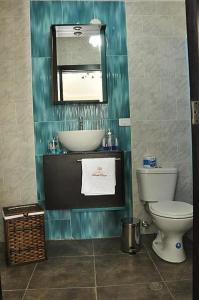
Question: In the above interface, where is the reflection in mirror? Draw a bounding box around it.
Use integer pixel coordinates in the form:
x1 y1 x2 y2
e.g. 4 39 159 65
51 24 107 104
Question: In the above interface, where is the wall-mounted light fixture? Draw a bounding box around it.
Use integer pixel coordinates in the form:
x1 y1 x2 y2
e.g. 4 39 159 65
89 35 101 48
90 19 101 25
73 26 82 31
74 31 82 37
73 26 82 37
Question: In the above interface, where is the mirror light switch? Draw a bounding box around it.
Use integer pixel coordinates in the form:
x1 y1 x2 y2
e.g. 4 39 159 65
119 118 131 127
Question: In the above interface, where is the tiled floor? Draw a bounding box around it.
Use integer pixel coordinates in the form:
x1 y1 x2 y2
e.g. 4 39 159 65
1 235 192 300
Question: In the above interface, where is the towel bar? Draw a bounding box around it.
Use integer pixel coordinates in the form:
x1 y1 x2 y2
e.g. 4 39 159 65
76 158 121 162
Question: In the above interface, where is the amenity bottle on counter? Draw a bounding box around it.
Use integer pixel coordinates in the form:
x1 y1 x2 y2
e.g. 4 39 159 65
48 137 61 154
102 129 119 151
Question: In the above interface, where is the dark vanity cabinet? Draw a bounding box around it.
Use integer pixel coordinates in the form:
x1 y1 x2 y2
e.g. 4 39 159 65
43 151 124 210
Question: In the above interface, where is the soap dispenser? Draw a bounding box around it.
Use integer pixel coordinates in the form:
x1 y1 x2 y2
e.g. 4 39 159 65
102 131 108 151
107 129 113 150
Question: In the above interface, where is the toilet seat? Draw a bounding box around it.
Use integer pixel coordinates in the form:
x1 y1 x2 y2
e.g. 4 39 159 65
149 201 193 219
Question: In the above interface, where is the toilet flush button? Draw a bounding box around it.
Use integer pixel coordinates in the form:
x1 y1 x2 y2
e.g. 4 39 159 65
176 242 182 249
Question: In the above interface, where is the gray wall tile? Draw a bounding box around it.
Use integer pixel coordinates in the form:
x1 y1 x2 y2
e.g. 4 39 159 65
0 1 36 240
125 2 156 16
155 1 186 16
143 16 175 36
126 0 192 231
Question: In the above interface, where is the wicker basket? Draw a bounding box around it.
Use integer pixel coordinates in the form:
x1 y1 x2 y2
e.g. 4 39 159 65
2 204 47 266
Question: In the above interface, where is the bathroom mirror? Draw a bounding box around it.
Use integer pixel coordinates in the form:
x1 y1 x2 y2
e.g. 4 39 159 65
51 24 107 104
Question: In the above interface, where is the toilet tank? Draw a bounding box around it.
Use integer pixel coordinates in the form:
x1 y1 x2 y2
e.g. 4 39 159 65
136 168 177 202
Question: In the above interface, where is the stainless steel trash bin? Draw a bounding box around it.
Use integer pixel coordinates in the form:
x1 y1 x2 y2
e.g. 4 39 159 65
121 217 141 254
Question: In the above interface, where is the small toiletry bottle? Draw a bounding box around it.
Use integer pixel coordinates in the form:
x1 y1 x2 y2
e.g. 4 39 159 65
107 129 113 151
102 131 109 151
48 136 60 154
102 136 108 151
112 136 119 151
102 129 112 151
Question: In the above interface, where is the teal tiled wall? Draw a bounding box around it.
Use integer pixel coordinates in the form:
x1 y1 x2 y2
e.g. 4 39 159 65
30 0 132 240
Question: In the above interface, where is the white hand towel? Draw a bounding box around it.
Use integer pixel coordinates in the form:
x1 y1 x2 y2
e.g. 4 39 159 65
81 158 116 196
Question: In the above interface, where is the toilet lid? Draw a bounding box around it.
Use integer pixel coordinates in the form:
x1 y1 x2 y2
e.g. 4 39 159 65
149 201 193 218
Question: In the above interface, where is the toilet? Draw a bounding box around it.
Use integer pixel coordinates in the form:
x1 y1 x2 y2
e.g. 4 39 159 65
136 168 193 263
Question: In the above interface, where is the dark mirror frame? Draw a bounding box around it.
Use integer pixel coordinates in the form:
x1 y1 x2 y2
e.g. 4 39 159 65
51 24 107 104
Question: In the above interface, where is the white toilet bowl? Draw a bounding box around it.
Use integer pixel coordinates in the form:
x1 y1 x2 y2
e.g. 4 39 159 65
149 201 193 263
136 167 193 263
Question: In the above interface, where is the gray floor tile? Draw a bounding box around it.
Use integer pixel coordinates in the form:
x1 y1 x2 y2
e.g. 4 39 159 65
0 243 7 270
166 280 192 300
3 290 24 300
0 255 6 270
29 256 95 289
148 249 192 281
97 283 173 300
183 237 193 256
95 253 162 286
93 237 145 255
47 239 93 257
0 242 5 254
93 238 123 255
142 234 156 249
0 236 193 300
23 288 96 300
1 263 36 290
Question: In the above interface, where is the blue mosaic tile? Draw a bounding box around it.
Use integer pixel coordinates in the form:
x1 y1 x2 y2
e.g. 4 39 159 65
82 118 118 131
71 210 126 239
62 1 79 24
44 218 50 240
102 210 126 237
31 0 132 240
107 55 130 118
71 211 103 239
32 58 51 121
72 207 126 212
118 126 131 151
51 1 63 25
32 60 108 123
34 121 64 155
46 219 72 240
62 1 94 24
32 58 66 122
64 104 108 121
45 210 71 220
38 199 45 207
76 1 94 24
123 151 133 215
93 1 127 56
35 156 45 202
30 1 52 57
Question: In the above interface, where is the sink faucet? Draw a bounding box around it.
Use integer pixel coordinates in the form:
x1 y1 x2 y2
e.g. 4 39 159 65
78 116 83 130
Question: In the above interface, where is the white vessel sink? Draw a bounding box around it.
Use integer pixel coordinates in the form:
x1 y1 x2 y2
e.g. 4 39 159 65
58 130 105 152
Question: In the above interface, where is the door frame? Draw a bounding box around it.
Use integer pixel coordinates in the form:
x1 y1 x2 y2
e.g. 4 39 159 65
185 0 199 299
